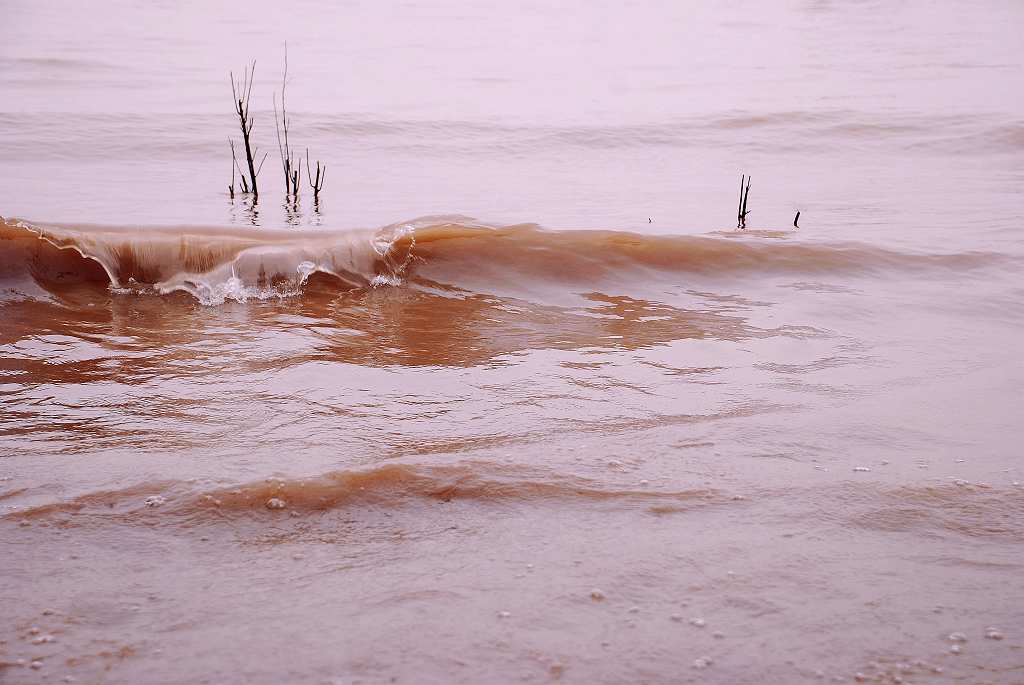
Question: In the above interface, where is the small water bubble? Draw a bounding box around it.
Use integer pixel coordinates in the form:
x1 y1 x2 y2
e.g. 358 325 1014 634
984 627 1004 640
497 611 511 619
627 606 639 614
144 495 166 508
949 644 962 654
28 626 40 635
948 632 967 642
670 613 683 622
852 466 871 473
853 674 867 683
30 660 43 670
265 498 286 510
692 656 712 669
31 635 54 644
689 617 706 628
589 588 605 601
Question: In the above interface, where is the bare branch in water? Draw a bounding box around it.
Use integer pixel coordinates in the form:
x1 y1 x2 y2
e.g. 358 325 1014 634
736 174 752 228
306 146 326 204
228 138 236 199
230 61 260 198
737 175 745 229
274 43 302 199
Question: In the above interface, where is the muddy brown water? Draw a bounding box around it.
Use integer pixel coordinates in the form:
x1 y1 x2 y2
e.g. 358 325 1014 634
2 1 1023 683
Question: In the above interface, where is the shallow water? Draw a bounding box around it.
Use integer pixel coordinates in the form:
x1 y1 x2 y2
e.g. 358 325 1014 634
2 1 1024 684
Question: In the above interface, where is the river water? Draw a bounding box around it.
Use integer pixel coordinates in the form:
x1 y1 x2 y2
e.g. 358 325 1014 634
1 1 1023 683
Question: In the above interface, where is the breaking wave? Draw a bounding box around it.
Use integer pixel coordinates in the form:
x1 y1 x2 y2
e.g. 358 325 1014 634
0 215 1006 305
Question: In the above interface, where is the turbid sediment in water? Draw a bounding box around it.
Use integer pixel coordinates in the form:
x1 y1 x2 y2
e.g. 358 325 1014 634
3 1 1024 682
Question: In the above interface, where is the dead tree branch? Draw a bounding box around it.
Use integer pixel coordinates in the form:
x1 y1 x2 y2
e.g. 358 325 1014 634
231 61 263 199
737 174 751 228
306 147 326 204
230 139 249 194
228 138 236 199
274 44 301 199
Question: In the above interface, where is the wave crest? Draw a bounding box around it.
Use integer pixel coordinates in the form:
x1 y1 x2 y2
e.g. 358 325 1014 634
0 215 1007 305
1 217 416 305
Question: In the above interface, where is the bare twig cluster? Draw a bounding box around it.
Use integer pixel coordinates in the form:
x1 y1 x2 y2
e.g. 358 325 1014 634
229 61 267 200
227 50 327 211
732 174 801 229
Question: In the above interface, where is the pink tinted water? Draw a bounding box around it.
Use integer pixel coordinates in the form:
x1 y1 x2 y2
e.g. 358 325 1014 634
1 1 1023 683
